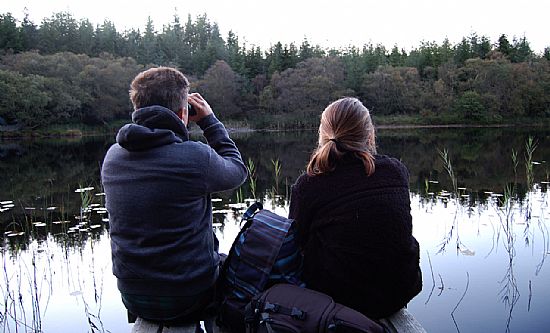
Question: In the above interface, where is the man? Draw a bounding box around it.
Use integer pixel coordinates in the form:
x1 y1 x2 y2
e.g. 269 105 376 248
101 67 248 324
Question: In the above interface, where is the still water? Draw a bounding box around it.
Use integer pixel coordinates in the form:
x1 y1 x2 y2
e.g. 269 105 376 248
0 126 549 332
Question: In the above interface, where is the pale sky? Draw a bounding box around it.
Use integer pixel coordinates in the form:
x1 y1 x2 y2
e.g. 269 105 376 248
3 0 549 52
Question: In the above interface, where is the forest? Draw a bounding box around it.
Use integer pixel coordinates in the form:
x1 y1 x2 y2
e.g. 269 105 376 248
0 11 549 130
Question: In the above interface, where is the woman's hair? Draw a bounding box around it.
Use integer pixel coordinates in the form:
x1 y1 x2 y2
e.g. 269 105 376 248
306 97 376 176
129 67 189 114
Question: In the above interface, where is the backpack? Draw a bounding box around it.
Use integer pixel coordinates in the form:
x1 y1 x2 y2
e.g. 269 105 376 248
217 203 304 332
244 284 386 333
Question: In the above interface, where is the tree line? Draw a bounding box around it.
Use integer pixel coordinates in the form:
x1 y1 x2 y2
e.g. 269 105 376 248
1 11 549 129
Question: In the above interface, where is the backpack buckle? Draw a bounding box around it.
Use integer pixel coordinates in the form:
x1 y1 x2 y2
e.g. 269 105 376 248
264 302 280 313
291 307 306 320
242 202 263 223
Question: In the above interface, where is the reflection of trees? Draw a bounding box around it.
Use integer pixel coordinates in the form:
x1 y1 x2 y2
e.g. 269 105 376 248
378 127 549 197
0 137 110 249
231 130 317 200
0 138 108 200
482 174 548 332
0 126 549 331
235 127 550 204
423 130 549 331
1 127 548 247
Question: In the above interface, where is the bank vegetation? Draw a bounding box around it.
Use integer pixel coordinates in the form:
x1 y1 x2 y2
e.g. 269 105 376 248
1 11 549 132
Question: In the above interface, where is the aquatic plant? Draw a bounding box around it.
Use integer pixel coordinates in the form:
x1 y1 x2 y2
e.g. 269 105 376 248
424 251 445 305
451 272 470 332
511 148 519 186
424 178 430 196
76 185 94 209
438 148 457 194
437 148 469 255
524 136 538 190
517 136 539 241
235 187 244 203
495 185 520 333
76 185 95 234
271 158 282 195
246 158 257 200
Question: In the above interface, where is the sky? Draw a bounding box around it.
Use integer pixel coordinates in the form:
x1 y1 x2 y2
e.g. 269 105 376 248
2 0 549 52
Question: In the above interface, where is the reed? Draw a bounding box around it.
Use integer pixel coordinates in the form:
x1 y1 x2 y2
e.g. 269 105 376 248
271 158 282 195
511 149 518 181
451 272 470 332
438 148 457 194
423 178 429 196
437 148 468 255
235 187 244 203
524 136 538 190
491 153 523 333
424 250 436 305
246 158 257 200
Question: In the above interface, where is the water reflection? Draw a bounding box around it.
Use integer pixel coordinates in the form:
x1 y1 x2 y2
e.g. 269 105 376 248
0 127 549 332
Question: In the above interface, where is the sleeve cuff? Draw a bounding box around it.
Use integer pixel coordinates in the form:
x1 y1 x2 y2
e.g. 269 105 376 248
197 114 219 130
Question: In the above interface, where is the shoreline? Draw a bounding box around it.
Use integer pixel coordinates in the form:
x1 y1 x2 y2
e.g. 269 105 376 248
1 121 549 139
376 123 517 129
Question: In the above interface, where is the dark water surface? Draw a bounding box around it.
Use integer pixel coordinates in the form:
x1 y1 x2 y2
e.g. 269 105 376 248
1 126 549 332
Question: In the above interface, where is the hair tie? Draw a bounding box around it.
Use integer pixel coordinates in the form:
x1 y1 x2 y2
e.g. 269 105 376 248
329 138 347 152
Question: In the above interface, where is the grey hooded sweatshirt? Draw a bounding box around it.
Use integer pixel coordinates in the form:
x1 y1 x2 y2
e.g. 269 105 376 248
101 105 247 297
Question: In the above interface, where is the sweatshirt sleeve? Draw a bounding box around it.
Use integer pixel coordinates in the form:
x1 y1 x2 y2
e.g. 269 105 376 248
197 114 248 193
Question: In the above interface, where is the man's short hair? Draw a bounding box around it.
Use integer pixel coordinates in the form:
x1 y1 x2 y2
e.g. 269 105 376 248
129 67 189 113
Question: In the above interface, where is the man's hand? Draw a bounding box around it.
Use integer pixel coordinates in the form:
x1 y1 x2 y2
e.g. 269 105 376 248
187 93 213 123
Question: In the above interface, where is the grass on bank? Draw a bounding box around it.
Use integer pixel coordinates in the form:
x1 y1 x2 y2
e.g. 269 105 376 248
0 120 128 138
2 114 549 138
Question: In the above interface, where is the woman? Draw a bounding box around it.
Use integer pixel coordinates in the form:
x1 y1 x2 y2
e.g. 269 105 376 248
289 97 422 319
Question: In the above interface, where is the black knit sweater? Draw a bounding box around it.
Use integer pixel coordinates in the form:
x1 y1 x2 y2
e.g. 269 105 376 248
289 154 422 319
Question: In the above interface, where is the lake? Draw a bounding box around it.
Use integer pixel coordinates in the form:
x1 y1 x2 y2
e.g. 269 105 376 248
1 126 549 332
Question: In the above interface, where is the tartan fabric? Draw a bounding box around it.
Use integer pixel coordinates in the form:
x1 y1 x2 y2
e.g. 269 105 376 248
121 287 214 323
223 209 304 302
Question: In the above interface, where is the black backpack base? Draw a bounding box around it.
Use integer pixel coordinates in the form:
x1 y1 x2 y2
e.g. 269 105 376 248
244 284 387 333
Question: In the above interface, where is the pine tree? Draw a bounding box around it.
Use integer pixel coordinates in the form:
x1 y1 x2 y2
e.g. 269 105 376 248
0 13 23 51
226 30 246 75
267 42 284 75
139 16 160 64
77 18 94 55
497 34 511 57
20 10 38 51
95 20 118 55
299 38 313 62
509 36 532 63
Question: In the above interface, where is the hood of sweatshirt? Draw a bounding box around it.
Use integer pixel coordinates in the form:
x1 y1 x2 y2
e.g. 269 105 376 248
116 105 190 151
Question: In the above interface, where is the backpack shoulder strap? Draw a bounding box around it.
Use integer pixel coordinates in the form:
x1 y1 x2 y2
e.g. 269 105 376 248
238 209 294 276
218 203 294 299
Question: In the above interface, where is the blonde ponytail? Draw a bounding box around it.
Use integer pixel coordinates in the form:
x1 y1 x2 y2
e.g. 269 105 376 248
307 140 342 175
306 97 376 176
